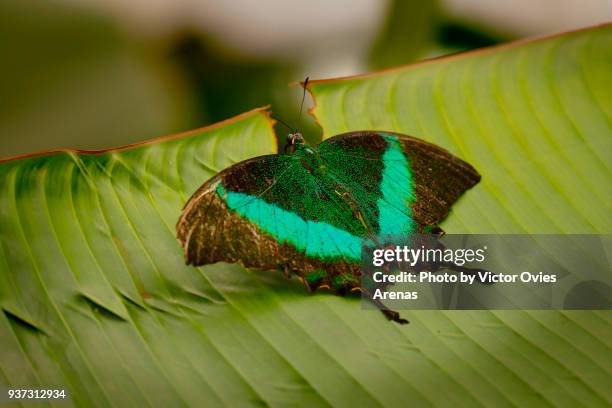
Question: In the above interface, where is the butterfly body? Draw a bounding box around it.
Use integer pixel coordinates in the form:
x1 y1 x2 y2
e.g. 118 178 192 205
177 131 480 322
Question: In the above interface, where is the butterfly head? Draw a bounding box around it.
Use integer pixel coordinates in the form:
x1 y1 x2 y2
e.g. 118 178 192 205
280 76 311 155
284 132 307 155
287 132 305 146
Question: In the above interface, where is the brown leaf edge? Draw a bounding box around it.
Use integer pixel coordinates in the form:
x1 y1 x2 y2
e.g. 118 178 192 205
0 106 278 164
299 22 612 138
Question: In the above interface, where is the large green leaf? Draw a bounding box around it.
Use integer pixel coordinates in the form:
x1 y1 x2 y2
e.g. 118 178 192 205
307 22 612 404
1 25 611 408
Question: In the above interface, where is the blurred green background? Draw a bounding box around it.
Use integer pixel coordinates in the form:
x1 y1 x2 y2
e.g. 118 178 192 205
2 0 611 157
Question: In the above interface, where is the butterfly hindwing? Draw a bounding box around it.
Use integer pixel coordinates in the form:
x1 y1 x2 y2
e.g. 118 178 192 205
317 131 480 230
317 132 416 235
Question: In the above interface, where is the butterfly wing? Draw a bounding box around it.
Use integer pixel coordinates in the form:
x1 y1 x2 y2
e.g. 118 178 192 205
176 154 364 287
317 131 481 233
177 131 479 291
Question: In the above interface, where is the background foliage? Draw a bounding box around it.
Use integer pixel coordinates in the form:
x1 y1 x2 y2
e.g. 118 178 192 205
0 0 519 156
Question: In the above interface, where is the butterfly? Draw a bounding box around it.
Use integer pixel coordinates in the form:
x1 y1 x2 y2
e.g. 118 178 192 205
176 130 480 323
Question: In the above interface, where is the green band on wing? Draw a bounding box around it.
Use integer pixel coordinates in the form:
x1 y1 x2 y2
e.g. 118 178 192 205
377 134 416 235
217 185 362 261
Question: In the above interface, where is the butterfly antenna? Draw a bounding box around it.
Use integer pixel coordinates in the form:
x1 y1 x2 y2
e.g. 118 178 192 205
271 114 296 134
298 76 309 125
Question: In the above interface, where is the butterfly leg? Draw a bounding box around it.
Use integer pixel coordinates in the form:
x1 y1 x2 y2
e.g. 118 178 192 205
281 264 292 279
428 225 446 238
297 276 313 292
362 289 409 324
381 309 409 325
